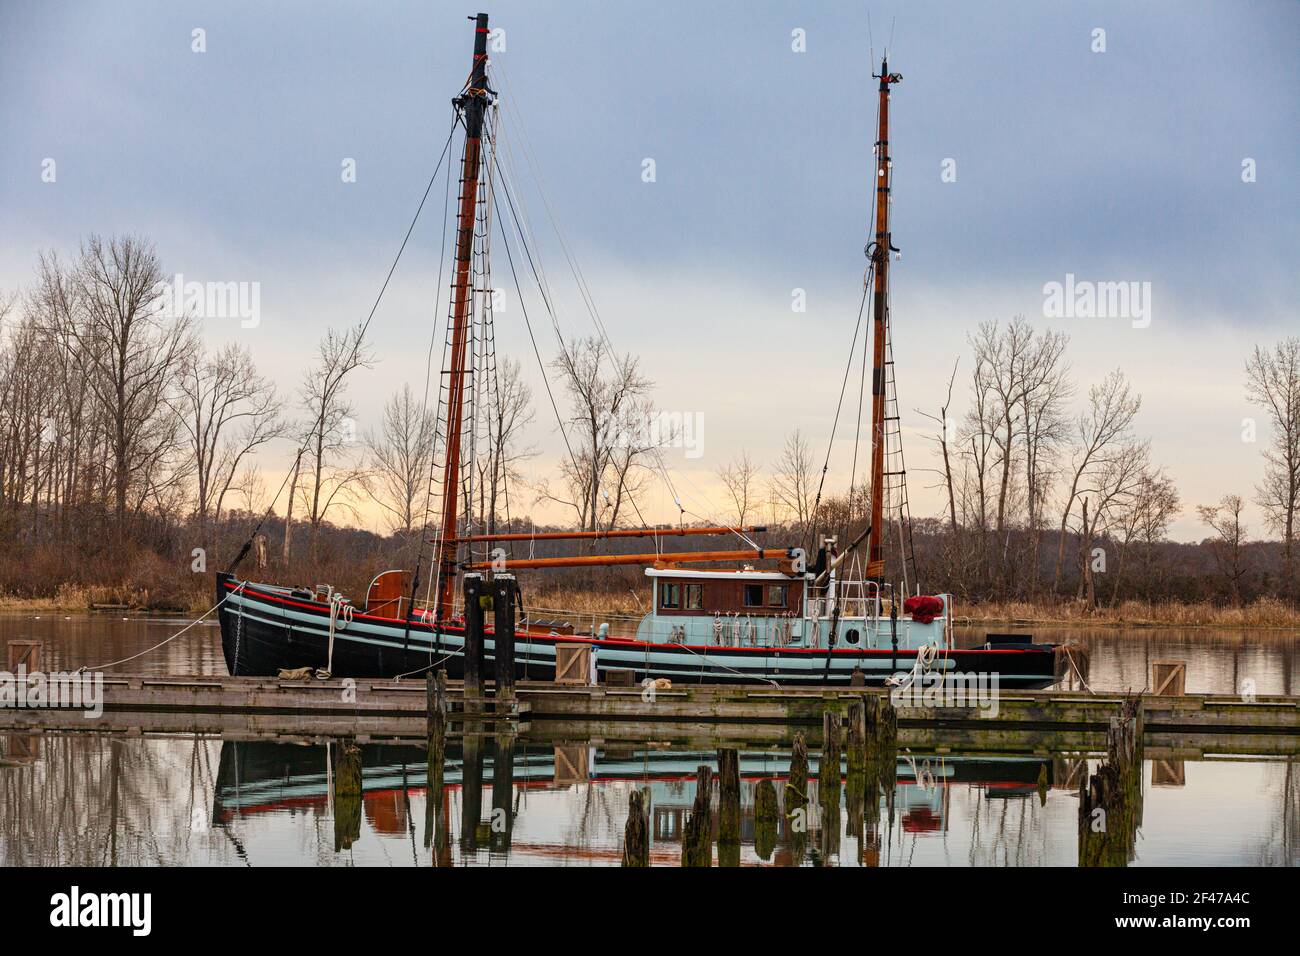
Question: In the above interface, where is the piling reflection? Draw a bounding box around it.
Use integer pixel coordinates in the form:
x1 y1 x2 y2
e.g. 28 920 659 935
1 731 1297 866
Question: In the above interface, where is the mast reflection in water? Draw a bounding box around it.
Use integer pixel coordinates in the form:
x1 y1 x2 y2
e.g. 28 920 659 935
1 733 1296 866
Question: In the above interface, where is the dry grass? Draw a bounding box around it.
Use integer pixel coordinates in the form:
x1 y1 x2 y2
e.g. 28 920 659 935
0 580 206 613
957 597 1300 629
523 587 1300 630
523 585 646 619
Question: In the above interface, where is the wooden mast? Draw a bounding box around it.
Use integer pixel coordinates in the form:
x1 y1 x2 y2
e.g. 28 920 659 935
436 12 492 621
866 58 901 581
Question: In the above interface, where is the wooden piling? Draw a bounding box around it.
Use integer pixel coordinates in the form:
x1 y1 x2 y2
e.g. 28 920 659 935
753 778 779 862
426 668 448 739
819 709 842 861
423 720 450 864
622 788 650 867
717 748 741 867
786 731 810 864
490 734 515 851
332 740 363 853
463 574 485 714
844 700 867 852
681 764 714 867
1078 695 1145 867
460 733 484 852
493 576 517 702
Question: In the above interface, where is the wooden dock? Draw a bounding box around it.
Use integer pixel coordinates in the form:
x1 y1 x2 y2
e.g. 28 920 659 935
0 673 1297 757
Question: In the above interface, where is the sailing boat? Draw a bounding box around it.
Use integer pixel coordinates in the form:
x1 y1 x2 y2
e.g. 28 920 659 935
216 13 1061 689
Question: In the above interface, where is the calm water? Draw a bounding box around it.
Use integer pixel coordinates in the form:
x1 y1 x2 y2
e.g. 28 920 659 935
0 613 1297 866
2 612 1297 695
0 733 1296 866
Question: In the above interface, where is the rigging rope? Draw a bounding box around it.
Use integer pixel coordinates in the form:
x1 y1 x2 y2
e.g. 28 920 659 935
224 114 461 575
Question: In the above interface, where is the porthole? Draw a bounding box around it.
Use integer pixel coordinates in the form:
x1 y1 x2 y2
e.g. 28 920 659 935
845 628 860 645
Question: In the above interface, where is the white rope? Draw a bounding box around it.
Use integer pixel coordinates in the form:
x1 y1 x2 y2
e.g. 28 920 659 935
77 583 246 673
315 594 354 680
883 641 939 691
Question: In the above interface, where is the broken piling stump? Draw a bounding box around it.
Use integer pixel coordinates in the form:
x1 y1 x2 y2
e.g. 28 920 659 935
717 748 741 867
622 788 650 867
681 764 714 867
753 778 779 862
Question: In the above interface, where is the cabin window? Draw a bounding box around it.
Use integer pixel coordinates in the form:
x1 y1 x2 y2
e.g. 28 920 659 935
659 583 680 609
767 585 788 608
845 628 860 645
743 584 764 608
685 584 703 610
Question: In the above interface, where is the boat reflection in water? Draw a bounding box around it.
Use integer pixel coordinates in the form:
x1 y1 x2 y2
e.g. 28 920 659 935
212 738 1068 867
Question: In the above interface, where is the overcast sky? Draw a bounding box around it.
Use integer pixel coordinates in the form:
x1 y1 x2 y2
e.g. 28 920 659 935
2 0 1297 540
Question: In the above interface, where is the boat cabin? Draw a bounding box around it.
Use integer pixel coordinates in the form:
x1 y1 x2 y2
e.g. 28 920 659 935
635 565 952 652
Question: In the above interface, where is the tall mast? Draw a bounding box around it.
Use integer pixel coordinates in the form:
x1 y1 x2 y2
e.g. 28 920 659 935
866 58 901 580
437 12 493 620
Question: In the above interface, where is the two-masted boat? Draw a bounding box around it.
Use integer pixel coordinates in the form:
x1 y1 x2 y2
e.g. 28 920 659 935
217 12 1060 689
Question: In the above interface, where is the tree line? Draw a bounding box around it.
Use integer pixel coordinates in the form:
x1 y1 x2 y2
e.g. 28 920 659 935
1 237 1297 611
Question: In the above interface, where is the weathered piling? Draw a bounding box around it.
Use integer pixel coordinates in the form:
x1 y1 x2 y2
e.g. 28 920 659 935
460 733 485 853
864 691 898 749
423 716 450 864
622 787 650 867
493 576 517 701
490 734 515 851
332 740 363 853
786 731 810 864
862 694 897 865
426 669 448 739
819 709 842 862
681 764 714 867
844 700 867 852
717 748 741 867
1079 695 1145 867
753 778 779 862
462 574 486 714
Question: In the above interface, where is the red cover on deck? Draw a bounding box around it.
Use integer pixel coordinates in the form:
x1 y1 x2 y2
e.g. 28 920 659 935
903 595 945 624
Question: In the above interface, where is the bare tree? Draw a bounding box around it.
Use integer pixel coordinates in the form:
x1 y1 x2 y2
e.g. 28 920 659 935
177 342 284 549
475 357 536 535
1110 465 1180 603
53 236 196 547
365 383 436 540
1198 494 1249 605
961 317 1071 594
717 450 760 527
294 325 373 558
1053 369 1141 592
1073 440 1149 606
1245 338 1300 595
771 429 816 546
541 336 652 530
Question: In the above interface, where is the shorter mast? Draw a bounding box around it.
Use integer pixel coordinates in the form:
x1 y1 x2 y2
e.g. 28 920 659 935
865 57 901 582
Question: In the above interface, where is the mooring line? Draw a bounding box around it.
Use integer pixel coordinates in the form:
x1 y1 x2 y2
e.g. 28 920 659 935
75 583 246 673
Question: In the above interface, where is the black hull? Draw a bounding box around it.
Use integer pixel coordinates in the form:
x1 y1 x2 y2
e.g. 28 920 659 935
216 573 1062 689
